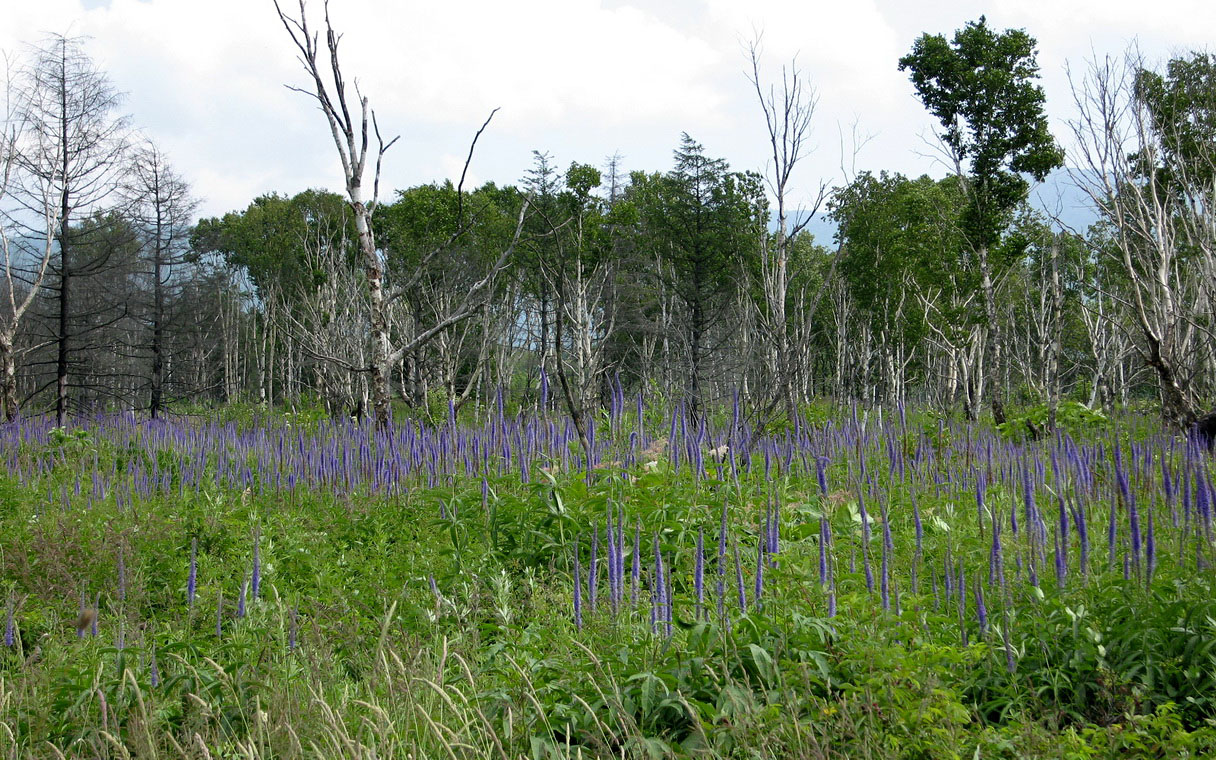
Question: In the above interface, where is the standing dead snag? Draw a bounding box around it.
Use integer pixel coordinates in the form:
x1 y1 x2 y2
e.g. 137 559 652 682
273 0 398 429
273 0 526 429
0 56 59 422
747 38 825 422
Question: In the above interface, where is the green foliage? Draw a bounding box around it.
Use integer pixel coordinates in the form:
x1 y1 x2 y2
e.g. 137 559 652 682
997 400 1107 441
3 410 1216 758
191 189 355 302
899 16 1065 249
1134 52 1216 193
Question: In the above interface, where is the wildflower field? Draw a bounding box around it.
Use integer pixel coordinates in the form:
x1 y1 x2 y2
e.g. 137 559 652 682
2 400 1216 758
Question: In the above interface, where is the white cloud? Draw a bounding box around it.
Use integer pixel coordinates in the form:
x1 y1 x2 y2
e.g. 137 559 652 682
2 0 1212 217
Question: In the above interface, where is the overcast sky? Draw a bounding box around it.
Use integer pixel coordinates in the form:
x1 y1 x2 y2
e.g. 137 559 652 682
3 0 1212 220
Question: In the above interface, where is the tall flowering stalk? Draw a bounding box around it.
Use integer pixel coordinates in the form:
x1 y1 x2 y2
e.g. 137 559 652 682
632 522 641 610
956 564 968 646
251 526 261 602
588 525 598 613
573 539 583 631
653 536 666 630
187 537 198 610
1145 511 1157 586
695 528 704 621
754 533 765 607
5 593 14 648
733 539 747 614
718 501 728 620
818 518 830 586
117 548 126 604
975 584 988 636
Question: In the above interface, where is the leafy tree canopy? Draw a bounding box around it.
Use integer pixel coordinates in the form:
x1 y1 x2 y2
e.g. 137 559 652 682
899 16 1064 250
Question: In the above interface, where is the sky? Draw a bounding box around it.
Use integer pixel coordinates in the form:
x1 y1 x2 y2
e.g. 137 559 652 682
2 0 1213 221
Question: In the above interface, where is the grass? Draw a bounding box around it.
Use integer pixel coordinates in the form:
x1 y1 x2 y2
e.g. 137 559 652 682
1 404 1215 758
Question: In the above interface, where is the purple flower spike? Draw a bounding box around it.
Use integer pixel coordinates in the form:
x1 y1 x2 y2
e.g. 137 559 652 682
1128 488 1142 572
733 539 747 614
754 534 765 605
237 577 247 618
1145 511 1156 585
589 525 598 613
653 536 665 624
1054 530 1066 589
818 518 829 586
956 564 968 646
975 584 988 636
251 528 261 602
187 537 198 609
880 537 890 612
1073 502 1090 578
117 549 126 604
695 528 704 620
631 522 641 609
573 540 583 631
4 595 13 648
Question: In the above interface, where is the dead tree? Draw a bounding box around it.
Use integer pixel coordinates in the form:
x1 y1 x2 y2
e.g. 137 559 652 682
0 58 57 421
747 37 827 419
274 0 527 428
1069 49 1214 428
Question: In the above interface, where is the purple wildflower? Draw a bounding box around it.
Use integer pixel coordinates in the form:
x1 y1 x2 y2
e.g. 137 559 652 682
956 564 968 646
1054 529 1066 589
975 584 988 636
733 539 747 614
5 595 13 648
695 528 704 620
1146 511 1156 585
1128 489 1142 572
117 548 126 604
573 540 583 631
187 537 198 609
653 536 665 625
880 535 890 613
818 518 829 586
754 533 765 606
589 525 598 613
251 528 261 601
631 522 641 609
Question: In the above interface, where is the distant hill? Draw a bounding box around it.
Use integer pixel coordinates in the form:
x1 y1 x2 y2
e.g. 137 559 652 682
780 169 1100 246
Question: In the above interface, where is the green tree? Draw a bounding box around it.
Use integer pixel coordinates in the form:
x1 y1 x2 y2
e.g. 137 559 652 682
191 189 356 305
899 16 1064 422
829 172 969 404
635 134 766 415
1133 52 1216 194
374 180 523 407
